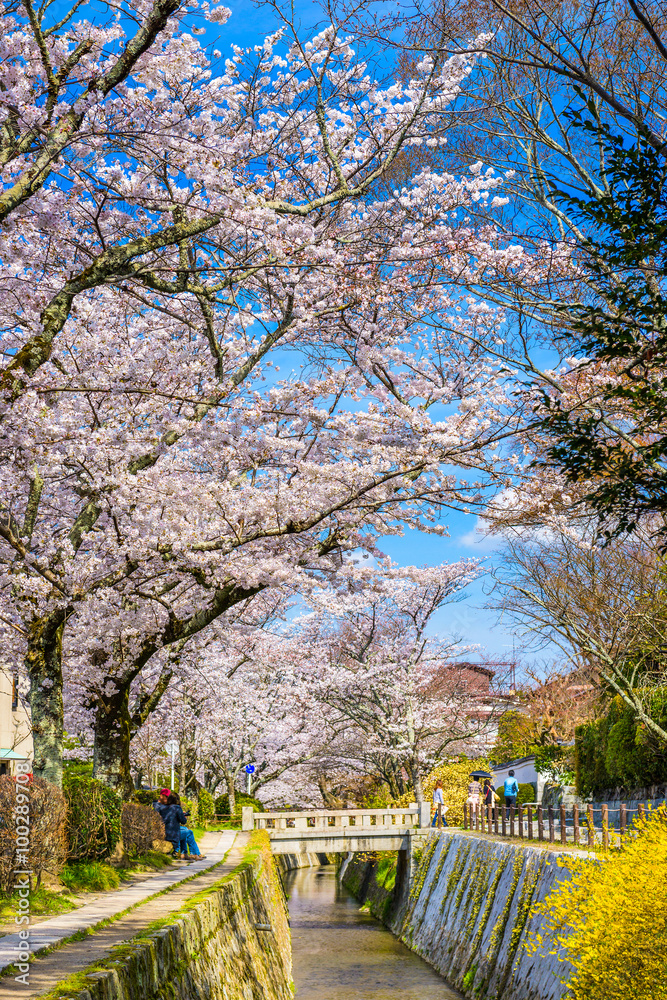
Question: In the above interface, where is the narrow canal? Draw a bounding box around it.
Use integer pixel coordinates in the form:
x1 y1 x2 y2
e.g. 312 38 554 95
284 865 462 999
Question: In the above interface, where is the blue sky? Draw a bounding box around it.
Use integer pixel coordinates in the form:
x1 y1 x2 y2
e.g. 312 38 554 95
378 518 521 663
211 0 536 663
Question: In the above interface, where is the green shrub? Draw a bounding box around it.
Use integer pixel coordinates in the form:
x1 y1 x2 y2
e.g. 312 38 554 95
60 861 120 892
576 695 667 796
196 788 215 824
214 791 263 818
534 745 575 785
63 761 93 777
490 710 539 765
179 795 195 817
133 789 156 806
63 776 122 861
496 782 535 806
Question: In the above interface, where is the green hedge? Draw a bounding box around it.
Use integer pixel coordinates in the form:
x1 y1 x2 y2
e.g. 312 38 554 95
133 788 156 806
215 791 263 818
63 776 122 861
575 695 667 797
496 782 535 806
196 788 215 824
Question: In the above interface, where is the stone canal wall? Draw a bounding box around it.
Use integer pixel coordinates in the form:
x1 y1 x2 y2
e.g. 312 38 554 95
49 832 292 1000
342 831 574 1000
274 850 338 876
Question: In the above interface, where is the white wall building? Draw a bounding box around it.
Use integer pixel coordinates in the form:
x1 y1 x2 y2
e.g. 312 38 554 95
493 754 547 803
0 669 33 776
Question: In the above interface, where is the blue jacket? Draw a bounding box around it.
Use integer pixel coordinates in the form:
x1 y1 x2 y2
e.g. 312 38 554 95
153 802 187 841
504 777 519 797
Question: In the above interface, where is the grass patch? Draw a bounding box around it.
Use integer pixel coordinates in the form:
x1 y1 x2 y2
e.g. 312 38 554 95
376 852 398 891
126 850 173 870
0 886 76 921
61 862 121 893
0 853 178 926
193 820 241 835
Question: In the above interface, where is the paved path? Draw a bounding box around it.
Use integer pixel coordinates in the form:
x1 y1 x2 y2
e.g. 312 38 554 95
0 830 237 989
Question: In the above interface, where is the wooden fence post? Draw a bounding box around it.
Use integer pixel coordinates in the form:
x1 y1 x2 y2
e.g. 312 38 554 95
463 803 468 830
573 804 580 846
437 803 443 829
601 804 609 850
537 805 544 841
587 805 595 848
481 803 485 833
518 805 524 839
560 805 567 846
475 804 480 832
548 805 555 843
620 803 626 836
510 805 515 838
487 804 493 834
502 805 507 838
638 802 645 824
494 804 499 836
527 805 534 840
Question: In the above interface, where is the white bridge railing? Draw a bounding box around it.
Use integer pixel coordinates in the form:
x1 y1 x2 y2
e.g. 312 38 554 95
242 804 430 832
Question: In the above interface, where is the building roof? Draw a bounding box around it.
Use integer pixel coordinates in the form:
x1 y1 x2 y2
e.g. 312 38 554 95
452 661 496 678
492 753 537 770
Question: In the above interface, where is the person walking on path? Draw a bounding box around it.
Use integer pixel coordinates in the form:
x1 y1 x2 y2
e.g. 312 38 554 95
431 780 448 827
483 778 497 816
466 776 482 809
169 792 206 860
504 770 519 818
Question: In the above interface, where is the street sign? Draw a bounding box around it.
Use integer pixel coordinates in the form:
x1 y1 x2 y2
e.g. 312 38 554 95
244 764 255 774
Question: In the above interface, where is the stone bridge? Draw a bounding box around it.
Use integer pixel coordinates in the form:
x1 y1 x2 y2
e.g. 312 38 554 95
242 804 431 854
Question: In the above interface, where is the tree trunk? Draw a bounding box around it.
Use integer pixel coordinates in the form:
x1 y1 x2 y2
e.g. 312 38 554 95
92 663 173 799
226 772 236 816
178 744 186 795
411 759 424 804
382 771 401 801
92 680 135 799
26 608 69 788
317 773 342 808
379 760 407 801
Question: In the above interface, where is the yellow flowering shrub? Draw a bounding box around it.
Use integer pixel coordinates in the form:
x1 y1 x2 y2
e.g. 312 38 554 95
527 807 667 1000
395 758 492 826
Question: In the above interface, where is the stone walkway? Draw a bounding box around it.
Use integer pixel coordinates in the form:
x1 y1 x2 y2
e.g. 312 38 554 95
0 830 238 995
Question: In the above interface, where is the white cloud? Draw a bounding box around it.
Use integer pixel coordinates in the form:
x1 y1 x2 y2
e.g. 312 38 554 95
459 517 503 553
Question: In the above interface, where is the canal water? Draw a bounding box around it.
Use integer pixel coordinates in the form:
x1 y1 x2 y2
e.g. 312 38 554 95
284 865 462 999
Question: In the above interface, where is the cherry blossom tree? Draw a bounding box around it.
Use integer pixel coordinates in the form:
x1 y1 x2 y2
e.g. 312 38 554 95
136 625 334 811
290 562 504 802
1 1 520 790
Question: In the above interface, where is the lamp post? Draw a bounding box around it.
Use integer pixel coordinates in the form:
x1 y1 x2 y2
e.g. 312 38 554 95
164 740 178 791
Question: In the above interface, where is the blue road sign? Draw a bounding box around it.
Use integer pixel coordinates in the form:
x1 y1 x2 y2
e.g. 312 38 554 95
245 764 255 774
